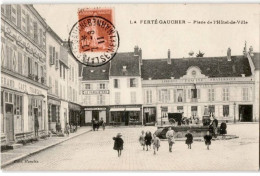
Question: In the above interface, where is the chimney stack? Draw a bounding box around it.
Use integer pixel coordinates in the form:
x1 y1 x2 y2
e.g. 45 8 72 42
134 46 139 56
139 48 142 65
167 49 171 64
227 47 231 61
243 41 247 57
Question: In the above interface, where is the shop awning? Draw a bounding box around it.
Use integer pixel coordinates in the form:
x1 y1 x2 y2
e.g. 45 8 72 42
110 108 140 111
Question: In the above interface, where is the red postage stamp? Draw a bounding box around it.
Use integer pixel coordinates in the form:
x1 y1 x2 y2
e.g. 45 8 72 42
69 8 119 67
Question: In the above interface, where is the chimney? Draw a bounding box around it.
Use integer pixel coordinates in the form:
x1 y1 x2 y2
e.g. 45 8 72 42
122 66 127 72
227 47 231 61
243 41 247 57
249 46 254 56
167 49 171 64
134 46 139 56
139 48 142 65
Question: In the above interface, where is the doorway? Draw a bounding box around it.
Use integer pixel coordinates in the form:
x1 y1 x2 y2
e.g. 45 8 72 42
239 105 253 122
92 110 99 121
6 104 14 142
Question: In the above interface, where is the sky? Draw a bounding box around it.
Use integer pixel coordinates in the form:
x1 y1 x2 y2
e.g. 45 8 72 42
34 4 260 59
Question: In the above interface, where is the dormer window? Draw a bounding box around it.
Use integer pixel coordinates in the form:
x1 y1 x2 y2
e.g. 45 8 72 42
122 66 127 71
102 70 106 72
192 70 196 77
90 70 94 73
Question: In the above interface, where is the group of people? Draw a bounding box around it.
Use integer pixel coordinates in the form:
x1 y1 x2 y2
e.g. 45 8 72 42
113 127 215 157
92 118 106 131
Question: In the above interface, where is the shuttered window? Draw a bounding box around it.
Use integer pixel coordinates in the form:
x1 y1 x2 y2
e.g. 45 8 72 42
18 52 23 74
17 5 21 29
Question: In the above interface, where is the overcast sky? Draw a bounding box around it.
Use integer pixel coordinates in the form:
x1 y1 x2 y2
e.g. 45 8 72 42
34 4 259 59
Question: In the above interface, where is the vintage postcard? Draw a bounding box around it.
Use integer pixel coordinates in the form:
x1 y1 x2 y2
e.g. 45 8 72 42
0 3 259 171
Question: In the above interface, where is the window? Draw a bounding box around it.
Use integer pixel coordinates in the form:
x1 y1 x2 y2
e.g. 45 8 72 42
63 66 65 79
191 106 198 116
35 62 38 78
208 88 215 101
1 91 4 133
83 96 91 105
115 92 120 104
18 52 23 74
159 89 169 103
60 85 62 98
97 95 105 105
85 84 91 89
26 14 30 35
39 28 43 47
191 89 197 98
33 22 38 43
72 67 74 82
131 92 136 104
6 5 11 20
177 89 184 102
49 46 54 65
145 90 152 104
222 88 229 101
11 5 17 25
28 57 32 75
55 80 58 95
161 106 168 118
114 79 119 88
100 83 105 89
130 78 137 87
40 66 44 80
60 64 62 78
177 106 184 113
55 52 59 69
242 88 249 101
17 5 21 29
223 105 229 117
209 105 215 116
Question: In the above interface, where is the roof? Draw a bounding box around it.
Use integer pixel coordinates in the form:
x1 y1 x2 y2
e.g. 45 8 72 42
109 52 140 76
141 56 252 80
251 52 260 70
82 63 110 80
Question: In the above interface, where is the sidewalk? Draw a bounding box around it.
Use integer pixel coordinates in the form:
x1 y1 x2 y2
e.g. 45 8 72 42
1 127 92 168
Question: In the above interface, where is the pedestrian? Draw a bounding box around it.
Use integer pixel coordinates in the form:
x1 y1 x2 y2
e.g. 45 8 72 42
139 130 145 150
102 122 106 131
220 122 227 139
204 131 213 150
185 130 193 149
65 123 70 136
152 133 160 155
113 133 124 157
99 118 106 131
92 118 97 131
211 116 218 138
166 127 175 152
144 131 152 151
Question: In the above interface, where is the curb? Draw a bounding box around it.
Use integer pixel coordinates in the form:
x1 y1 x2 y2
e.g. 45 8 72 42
1 129 91 169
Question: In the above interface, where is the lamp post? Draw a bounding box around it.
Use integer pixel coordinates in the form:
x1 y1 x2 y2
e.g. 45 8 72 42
160 106 163 126
233 102 236 124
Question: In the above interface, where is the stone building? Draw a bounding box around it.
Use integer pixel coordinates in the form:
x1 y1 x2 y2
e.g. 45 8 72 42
1 4 48 145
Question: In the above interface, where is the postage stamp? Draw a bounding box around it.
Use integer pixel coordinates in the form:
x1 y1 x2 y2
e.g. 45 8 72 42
68 8 119 67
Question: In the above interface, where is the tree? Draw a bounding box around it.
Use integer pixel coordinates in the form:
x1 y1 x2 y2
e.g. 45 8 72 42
196 50 205 57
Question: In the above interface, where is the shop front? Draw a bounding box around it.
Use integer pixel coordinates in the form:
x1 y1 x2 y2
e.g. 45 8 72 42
68 102 81 127
47 97 61 132
143 107 156 125
110 105 142 126
82 106 109 126
1 73 48 145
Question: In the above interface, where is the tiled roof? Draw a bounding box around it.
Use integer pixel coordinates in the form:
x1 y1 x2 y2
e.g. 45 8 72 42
82 63 110 80
141 56 252 80
251 52 260 70
110 52 140 76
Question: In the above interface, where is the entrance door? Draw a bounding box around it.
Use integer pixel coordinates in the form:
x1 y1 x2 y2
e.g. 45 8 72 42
239 105 253 122
92 111 99 121
145 112 149 125
6 104 14 142
125 112 129 126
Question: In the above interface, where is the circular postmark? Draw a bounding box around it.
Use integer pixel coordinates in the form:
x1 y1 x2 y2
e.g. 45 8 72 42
68 16 119 67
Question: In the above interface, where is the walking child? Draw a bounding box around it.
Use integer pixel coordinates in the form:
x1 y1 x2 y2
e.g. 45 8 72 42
152 133 160 155
113 133 124 157
185 130 193 149
139 130 145 150
204 131 213 150
144 131 152 151
166 127 175 152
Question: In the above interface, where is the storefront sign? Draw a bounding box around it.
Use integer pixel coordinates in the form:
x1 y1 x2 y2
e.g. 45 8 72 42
82 90 109 95
84 107 106 111
1 74 44 96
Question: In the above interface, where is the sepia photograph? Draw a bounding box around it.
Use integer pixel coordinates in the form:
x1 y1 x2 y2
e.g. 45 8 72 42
0 3 259 171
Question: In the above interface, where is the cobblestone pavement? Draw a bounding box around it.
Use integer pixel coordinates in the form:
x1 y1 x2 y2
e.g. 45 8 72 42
3 124 259 171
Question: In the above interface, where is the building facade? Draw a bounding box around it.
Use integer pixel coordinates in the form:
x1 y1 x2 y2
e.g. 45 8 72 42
79 63 110 125
141 49 257 125
1 4 48 145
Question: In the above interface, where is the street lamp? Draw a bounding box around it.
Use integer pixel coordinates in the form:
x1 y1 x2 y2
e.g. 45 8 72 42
233 102 236 123
160 106 163 126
